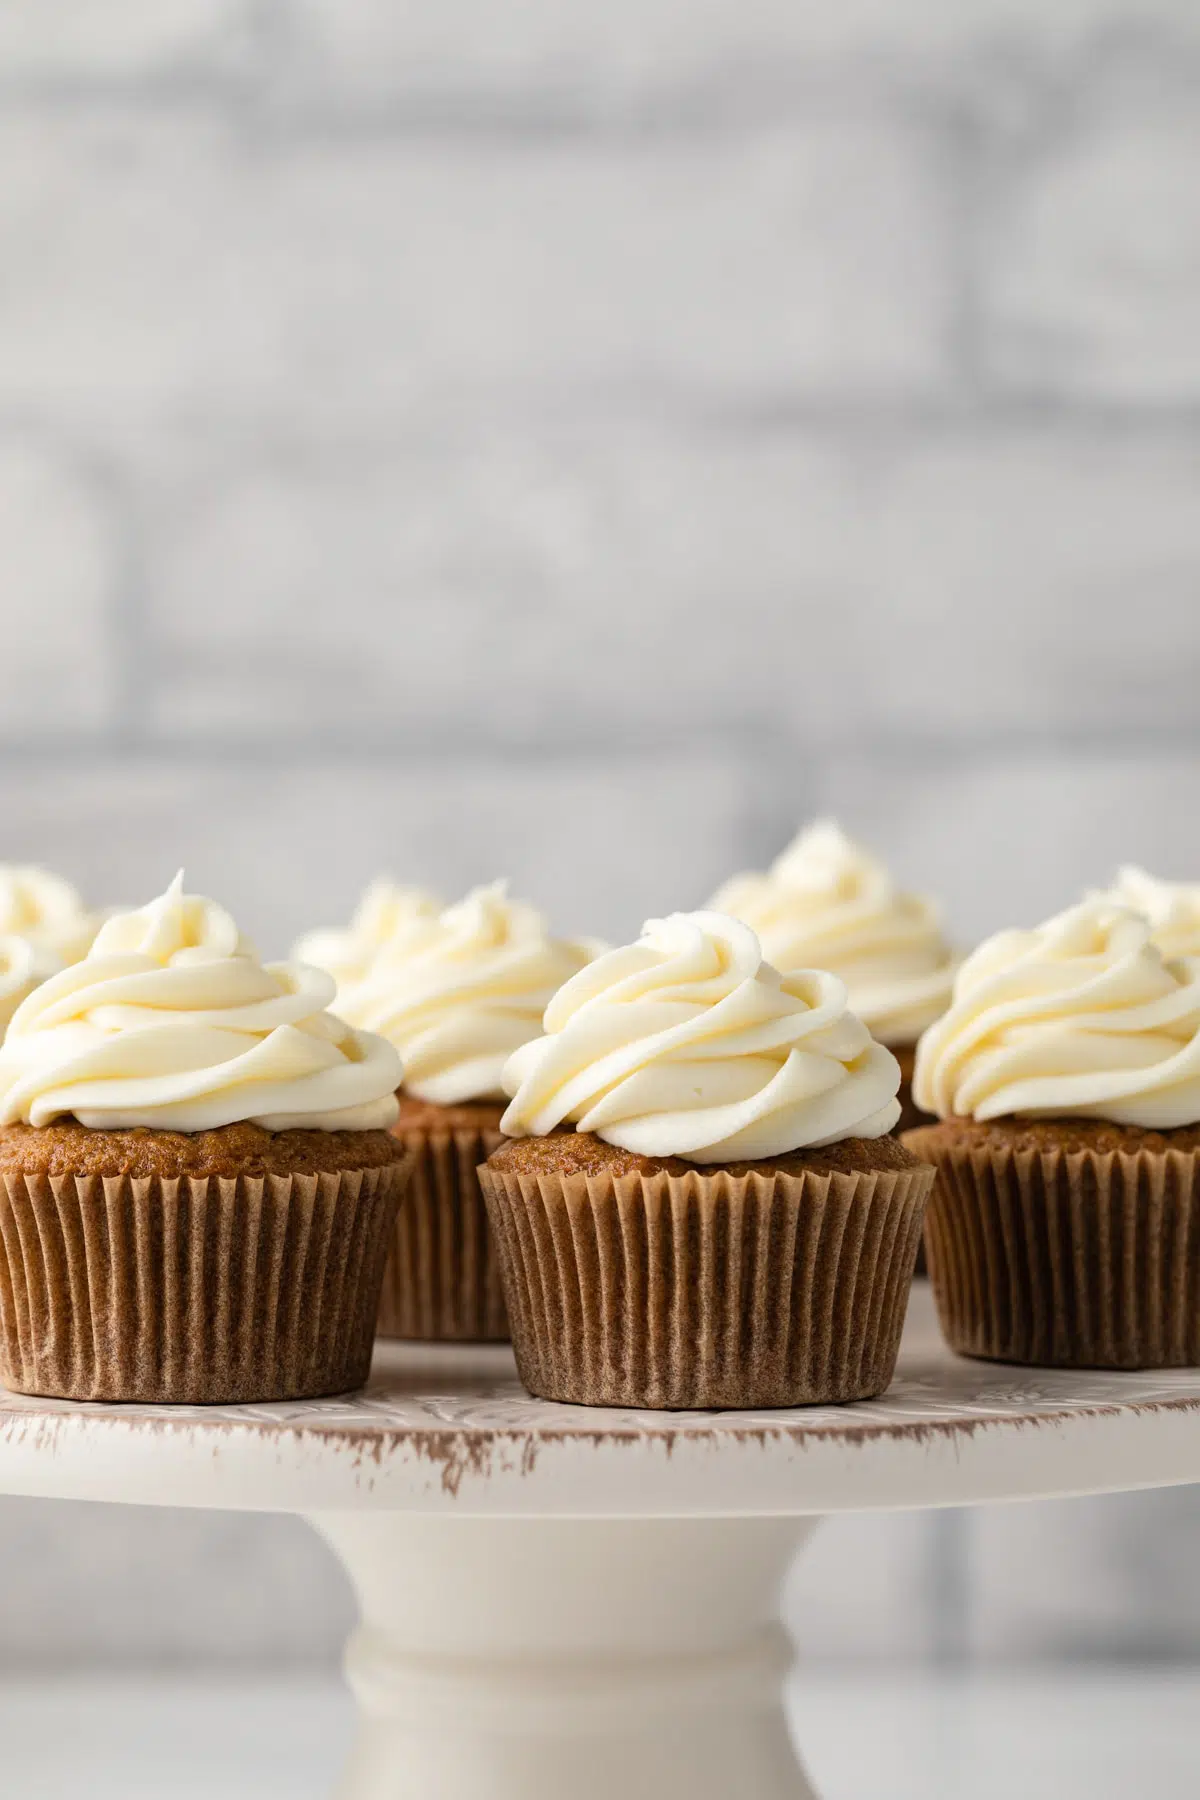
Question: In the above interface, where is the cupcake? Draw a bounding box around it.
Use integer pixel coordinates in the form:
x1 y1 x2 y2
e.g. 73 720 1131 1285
333 882 594 1341
479 911 933 1409
710 822 956 1133
293 878 441 988
0 874 409 1403
906 899 1200 1369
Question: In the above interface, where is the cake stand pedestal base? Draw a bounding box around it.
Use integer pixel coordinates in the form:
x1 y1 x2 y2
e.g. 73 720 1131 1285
10 1296 1196 1797
310 1513 819 1800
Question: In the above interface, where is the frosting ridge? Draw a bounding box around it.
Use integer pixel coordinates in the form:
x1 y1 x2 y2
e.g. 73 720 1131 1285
0 874 402 1131
500 909 900 1162
913 898 1200 1128
709 821 955 1045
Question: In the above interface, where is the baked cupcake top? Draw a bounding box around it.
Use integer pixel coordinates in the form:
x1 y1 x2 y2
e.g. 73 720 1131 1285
0 874 402 1132
293 878 442 987
1099 866 1200 961
334 882 594 1107
0 865 97 964
500 910 900 1163
913 898 1200 1128
709 821 955 1046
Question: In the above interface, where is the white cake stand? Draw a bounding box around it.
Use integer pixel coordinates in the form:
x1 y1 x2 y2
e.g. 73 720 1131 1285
2 1284 1199 1800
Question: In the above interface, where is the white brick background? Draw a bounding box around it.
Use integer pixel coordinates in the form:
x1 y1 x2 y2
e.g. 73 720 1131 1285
0 0 1198 1672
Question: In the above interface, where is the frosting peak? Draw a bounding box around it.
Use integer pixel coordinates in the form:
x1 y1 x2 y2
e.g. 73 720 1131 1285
293 879 442 987
912 898 1200 1128
91 874 249 964
709 822 955 1046
0 875 402 1132
334 882 594 1105
500 910 900 1162
0 865 97 963
1100 866 1200 962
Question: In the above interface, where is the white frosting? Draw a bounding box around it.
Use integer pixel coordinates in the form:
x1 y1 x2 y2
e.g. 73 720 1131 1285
0 866 96 963
0 937 61 1036
1101 866 1200 962
500 910 900 1163
709 822 956 1046
913 898 1200 1128
334 883 594 1106
0 875 402 1132
293 879 442 987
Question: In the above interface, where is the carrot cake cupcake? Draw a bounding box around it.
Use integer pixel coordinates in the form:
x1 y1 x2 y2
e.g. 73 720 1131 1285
333 882 594 1341
0 874 408 1402
907 898 1200 1368
480 910 933 1409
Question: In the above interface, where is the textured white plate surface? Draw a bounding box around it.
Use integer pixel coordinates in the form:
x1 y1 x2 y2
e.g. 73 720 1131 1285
1 1287 1198 1515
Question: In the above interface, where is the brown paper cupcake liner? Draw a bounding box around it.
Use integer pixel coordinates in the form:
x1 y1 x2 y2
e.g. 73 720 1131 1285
0 1163 407 1403
377 1124 508 1341
891 1048 936 1276
478 1161 932 1409
907 1129 1200 1368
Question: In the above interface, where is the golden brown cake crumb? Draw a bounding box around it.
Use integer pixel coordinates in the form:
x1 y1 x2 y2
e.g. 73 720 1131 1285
905 1115 1200 1156
394 1092 506 1135
487 1127 923 1181
0 1119 408 1180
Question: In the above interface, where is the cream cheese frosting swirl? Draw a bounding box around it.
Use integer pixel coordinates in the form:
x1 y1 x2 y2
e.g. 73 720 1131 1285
1099 866 1200 962
0 865 97 963
500 910 900 1162
334 882 594 1106
0 874 402 1131
709 821 955 1046
293 879 442 988
913 899 1200 1128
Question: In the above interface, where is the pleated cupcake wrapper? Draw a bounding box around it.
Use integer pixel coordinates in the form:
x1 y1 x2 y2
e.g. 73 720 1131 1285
907 1129 1200 1369
478 1161 933 1409
891 1053 935 1275
378 1124 509 1341
0 1162 408 1403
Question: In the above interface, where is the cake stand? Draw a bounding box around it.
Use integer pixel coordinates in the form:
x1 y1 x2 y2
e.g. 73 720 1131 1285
1 1284 1199 1800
